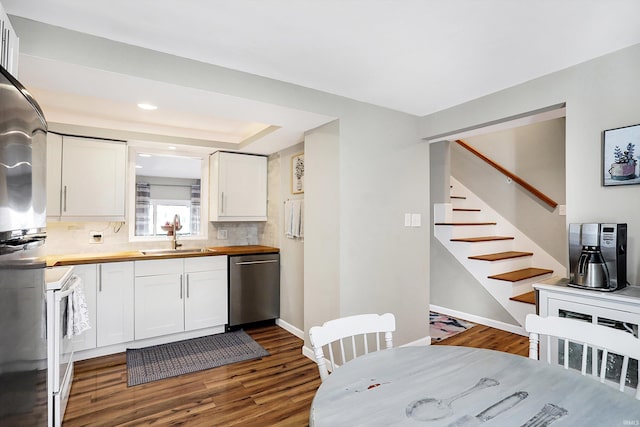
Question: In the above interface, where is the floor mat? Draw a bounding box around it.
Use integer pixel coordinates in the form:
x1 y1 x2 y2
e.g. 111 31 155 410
429 312 476 342
126 330 269 386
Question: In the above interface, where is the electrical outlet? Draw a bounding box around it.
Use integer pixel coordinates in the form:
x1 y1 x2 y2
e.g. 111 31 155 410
217 229 228 240
89 232 104 244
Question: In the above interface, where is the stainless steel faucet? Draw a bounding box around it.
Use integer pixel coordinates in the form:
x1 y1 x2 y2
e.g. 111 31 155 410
171 214 182 250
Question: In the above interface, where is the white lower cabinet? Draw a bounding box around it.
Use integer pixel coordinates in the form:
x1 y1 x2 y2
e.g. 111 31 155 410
535 280 640 392
135 256 228 340
97 262 135 346
70 261 134 351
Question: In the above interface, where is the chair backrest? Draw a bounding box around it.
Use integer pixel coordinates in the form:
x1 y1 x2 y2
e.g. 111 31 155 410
525 313 640 399
309 313 396 381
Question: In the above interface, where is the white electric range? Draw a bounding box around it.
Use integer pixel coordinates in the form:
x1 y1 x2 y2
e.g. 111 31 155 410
45 266 80 427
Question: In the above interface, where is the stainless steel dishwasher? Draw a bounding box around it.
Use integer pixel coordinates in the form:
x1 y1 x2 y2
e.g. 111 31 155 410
228 253 280 329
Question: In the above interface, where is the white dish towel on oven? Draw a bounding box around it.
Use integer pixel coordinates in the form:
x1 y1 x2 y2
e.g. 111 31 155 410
67 278 91 337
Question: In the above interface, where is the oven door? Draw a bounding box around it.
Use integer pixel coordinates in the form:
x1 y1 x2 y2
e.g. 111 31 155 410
53 276 80 393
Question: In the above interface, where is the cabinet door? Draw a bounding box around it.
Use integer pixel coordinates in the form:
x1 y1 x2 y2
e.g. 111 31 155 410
184 269 227 331
46 133 63 218
134 274 184 340
97 262 134 347
61 136 126 219
546 297 639 391
70 264 97 351
212 152 267 221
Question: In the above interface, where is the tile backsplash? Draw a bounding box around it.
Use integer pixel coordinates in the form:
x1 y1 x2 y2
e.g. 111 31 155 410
38 221 269 256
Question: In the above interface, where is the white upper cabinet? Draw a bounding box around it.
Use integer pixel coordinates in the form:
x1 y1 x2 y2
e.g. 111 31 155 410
47 134 127 221
46 133 63 218
0 4 19 77
209 151 267 221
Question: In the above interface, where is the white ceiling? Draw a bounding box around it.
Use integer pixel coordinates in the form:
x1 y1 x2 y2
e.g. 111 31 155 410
5 0 640 153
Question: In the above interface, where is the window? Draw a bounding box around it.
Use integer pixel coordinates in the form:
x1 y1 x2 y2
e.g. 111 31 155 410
128 146 208 242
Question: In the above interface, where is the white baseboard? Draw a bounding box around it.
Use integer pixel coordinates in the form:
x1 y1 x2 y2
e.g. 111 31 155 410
402 336 432 347
276 318 304 339
302 345 315 362
430 304 527 336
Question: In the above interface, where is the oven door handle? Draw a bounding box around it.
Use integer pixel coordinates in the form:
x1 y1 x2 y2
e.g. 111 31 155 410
55 276 82 301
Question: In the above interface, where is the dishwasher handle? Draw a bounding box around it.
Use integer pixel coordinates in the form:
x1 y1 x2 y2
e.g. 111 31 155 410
235 260 279 266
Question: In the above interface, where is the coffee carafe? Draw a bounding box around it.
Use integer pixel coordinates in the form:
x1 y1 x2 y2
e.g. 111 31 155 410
574 246 610 289
568 223 627 291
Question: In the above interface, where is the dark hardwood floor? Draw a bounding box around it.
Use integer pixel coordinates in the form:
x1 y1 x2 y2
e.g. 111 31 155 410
64 322 529 426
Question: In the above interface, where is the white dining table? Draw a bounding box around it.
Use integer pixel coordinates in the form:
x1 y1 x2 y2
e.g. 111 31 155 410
309 346 640 426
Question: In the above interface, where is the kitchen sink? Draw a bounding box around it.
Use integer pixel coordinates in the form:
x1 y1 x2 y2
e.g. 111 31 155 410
139 248 213 255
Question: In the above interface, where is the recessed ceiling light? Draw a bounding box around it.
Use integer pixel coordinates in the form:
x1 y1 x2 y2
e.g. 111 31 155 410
135 165 143 169
168 146 177 150
137 103 158 110
138 153 152 157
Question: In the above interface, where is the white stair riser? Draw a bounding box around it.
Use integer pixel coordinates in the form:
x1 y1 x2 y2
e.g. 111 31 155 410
472 257 533 276
451 210 484 222
509 273 553 296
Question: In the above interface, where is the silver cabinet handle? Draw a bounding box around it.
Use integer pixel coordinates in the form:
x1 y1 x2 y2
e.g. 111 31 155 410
63 185 68 212
179 275 183 299
186 274 190 298
98 264 102 292
236 260 279 265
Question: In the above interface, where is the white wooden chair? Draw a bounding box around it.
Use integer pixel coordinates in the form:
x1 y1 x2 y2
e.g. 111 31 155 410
525 313 640 399
309 313 396 381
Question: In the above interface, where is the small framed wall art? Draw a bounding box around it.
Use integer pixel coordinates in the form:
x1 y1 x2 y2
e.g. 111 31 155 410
603 123 640 186
291 152 304 194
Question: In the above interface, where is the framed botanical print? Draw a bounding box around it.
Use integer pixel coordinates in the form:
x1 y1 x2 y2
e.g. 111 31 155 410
291 152 304 194
603 123 640 186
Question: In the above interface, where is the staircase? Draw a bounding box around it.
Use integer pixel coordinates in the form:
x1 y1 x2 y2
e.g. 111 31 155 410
434 177 566 330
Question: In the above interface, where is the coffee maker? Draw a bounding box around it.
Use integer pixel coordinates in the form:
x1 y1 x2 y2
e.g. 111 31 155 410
568 223 627 291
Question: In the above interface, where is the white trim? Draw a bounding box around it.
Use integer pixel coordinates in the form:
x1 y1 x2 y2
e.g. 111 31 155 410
74 325 225 361
430 304 527 336
401 336 432 347
275 318 304 339
425 104 566 143
302 345 316 362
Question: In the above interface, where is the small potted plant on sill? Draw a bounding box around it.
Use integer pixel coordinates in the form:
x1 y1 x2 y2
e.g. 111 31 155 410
609 142 637 180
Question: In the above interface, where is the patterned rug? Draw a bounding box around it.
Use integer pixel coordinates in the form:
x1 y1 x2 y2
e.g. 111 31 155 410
126 330 269 386
430 311 476 342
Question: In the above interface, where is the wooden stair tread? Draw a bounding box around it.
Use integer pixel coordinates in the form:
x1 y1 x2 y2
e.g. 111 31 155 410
450 236 514 242
510 291 536 305
488 268 553 282
435 222 496 226
453 208 481 212
469 251 533 261
451 196 466 199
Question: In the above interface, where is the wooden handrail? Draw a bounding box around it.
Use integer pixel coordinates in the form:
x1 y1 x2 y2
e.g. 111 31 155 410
455 139 558 209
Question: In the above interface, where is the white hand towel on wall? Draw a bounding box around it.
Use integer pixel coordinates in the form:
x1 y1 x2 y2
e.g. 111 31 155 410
284 200 304 239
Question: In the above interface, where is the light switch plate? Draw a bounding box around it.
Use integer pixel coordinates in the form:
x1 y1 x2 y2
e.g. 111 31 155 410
404 213 412 227
217 229 228 240
411 213 422 227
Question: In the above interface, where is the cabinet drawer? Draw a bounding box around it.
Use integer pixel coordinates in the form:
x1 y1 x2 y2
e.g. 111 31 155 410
185 255 227 272
135 258 183 276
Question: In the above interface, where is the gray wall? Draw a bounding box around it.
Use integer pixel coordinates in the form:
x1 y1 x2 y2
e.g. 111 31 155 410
453 118 567 264
278 142 305 331
422 43 640 288
15 17 429 345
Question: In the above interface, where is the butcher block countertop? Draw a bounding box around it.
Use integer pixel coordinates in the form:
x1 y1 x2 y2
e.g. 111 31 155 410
45 245 279 267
